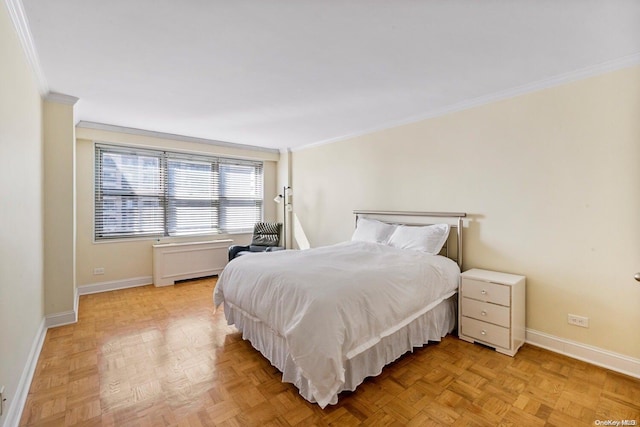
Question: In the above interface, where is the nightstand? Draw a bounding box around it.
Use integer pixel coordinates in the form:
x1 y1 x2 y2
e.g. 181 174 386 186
458 268 526 356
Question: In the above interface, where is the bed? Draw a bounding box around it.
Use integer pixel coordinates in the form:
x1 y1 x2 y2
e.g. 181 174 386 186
213 210 466 408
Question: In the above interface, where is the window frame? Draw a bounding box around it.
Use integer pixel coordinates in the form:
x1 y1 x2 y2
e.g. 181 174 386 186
94 143 264 241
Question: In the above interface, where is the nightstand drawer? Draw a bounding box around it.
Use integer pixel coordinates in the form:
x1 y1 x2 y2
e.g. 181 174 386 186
460 317 510 349
461 297 510 327
461 278 510 306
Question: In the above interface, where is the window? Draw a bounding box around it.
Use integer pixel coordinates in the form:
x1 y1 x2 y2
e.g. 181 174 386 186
95 146 164 239
166 156 218 236
219 161 263 231
95 144 263 240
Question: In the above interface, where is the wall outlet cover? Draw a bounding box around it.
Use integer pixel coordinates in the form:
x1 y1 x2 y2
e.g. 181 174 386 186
568 314 589 328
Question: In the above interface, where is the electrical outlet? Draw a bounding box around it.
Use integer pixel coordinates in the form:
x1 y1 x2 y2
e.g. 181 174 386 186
0 385 5 416
568 314 589 328
93 267 105 275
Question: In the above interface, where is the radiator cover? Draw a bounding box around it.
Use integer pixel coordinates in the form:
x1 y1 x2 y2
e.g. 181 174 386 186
152 239 232 286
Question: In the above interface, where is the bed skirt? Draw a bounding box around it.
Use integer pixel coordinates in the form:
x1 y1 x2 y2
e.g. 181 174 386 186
222 293 457 406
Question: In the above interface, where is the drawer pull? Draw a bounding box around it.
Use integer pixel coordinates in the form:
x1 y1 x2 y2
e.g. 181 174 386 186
481 310 487 316
481 330 487 335
481 289 487 295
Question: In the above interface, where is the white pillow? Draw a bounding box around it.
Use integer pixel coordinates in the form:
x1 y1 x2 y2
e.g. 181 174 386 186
387 223 450 254
351 218 396 245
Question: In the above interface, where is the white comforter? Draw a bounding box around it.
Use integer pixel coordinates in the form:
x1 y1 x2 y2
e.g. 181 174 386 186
213 240 459 408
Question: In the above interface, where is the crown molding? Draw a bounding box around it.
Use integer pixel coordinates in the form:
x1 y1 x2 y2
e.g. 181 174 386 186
44 92 79 105
4 0 48 95
76 121 280 155
292 53 640 153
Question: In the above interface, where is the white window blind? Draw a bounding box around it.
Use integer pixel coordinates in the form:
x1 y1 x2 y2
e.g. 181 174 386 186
95 144 263 240
219 160 264 232
166 155 220 236
95 146 165 239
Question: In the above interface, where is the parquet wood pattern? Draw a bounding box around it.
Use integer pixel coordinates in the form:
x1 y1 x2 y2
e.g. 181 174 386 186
20 278 640 426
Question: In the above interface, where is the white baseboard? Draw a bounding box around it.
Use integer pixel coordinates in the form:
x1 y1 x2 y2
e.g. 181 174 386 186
526 328 640 379
44 287 79 328
44 309 77 328
76 276 152 295
2 319 47 427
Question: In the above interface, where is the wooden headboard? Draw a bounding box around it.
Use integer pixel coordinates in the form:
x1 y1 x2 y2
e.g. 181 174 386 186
353 210 467 269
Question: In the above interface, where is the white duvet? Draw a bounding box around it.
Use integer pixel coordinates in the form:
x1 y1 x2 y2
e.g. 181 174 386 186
213 240 459 408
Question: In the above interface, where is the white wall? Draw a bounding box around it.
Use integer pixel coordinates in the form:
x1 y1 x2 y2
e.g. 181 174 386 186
43 98 76 317
0 3 45 425
291 66 640 360
75 127 280 288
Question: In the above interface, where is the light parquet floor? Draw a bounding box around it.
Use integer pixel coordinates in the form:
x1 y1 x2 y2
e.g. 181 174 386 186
20 278 640 426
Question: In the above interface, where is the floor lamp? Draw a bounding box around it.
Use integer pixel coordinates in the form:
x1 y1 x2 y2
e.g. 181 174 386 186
273 186 292 248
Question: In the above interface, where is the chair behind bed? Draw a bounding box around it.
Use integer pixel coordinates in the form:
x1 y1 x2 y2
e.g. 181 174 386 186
228 222 284 261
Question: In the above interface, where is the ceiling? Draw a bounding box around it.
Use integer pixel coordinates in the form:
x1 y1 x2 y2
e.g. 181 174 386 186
20 0 640 151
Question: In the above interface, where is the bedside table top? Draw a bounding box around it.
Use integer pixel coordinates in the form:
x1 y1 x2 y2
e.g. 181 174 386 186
461 268 525 285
